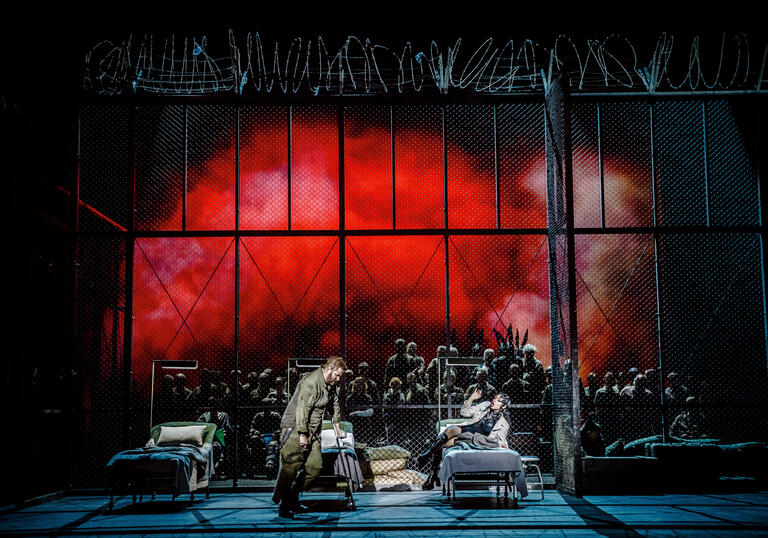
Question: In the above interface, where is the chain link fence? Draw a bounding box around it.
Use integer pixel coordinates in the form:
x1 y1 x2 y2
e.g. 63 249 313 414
69 92 766 493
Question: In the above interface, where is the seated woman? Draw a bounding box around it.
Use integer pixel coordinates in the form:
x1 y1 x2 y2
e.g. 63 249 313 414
417 390 511 489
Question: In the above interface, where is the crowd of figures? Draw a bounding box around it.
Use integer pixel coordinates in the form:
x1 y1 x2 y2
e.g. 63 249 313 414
149 334 757 479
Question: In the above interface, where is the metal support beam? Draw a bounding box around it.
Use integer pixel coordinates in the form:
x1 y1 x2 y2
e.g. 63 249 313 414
649 102 668 443
233 105 241 487
123 105 137 449
560 74 582 498
339 104 347 360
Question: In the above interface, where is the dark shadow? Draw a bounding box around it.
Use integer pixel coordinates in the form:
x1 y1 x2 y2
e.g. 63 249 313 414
438 495 523 510
109 499 199 514
562 494 642 537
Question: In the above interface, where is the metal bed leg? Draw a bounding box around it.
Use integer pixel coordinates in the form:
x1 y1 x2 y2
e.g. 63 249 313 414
335 436 356 510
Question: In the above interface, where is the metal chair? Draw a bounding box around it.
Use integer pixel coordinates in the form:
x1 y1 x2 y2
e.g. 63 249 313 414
520 455 544 500
508 432 545 501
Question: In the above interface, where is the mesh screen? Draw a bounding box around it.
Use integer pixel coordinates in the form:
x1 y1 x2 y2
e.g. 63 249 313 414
545 76 581 493
136 105 184 231
240 106 289 230
575 234 658 378
187 105 236 231
571 102 601 228
71 94 766 493
394 105 443 229
447 105 496 228
497 103 547 229
448 234 550 374
706 100 760 227
601 102 653 228
345 105 392 229
658 233 766 403
72 237 126 487
654 101 707 227
80 105 130 231
292 105 339 230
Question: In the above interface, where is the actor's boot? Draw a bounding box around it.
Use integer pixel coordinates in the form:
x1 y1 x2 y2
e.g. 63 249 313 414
422 453 442 490
417 433 447 466
288 473 310 513
278 497 294 519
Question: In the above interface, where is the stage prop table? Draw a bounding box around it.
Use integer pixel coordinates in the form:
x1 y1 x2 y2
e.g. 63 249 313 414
438 447 528 506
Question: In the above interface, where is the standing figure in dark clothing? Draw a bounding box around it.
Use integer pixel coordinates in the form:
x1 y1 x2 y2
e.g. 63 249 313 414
349 362 379 404
464 368 496 404
155 374 176 425
593 372 620 443
502 364 531 403
172 373 193 419
435 371 464 406
407 342 425 379
664 372 689 404
274 356 346 519
405 372 431 405
424 346 447 395
474 349 496 385
492 346 513 390
520 344 546 399
619 373 656 440
385 339 415 387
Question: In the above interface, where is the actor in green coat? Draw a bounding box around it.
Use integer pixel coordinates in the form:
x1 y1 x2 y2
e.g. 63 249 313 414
275 356 347 518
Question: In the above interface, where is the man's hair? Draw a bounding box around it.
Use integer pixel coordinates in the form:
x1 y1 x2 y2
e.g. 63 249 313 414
390 377 402 389
323 356 347 372
484 348 495 359
522 343 537 355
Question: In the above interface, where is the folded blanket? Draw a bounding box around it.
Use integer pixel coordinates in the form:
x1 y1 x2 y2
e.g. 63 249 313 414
107 444 213 494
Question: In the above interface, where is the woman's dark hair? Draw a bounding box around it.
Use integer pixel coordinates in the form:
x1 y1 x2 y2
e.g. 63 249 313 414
495 392 512 428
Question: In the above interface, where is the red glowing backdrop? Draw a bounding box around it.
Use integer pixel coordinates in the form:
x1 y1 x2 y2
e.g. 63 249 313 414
129 104 654 390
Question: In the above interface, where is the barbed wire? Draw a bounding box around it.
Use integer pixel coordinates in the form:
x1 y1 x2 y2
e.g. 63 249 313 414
83 31 767 95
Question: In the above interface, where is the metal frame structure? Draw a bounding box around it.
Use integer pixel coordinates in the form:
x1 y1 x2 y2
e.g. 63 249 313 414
73 88 768 493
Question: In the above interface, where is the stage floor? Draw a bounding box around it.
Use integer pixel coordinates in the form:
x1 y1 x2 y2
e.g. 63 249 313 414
2 491 767 536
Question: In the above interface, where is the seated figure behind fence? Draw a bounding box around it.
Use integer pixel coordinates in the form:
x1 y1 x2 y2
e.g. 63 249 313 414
416 389 511 489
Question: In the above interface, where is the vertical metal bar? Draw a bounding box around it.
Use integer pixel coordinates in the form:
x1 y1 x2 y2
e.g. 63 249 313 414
649 102 667 442
74 109 81 238
233 105 240 488
560 74 582 497
288 106 292 231
391 105 396 230
702 101 711 227
494 105 501 229
597 103 606 228
183 105 188 231
442 104 452 418
123 105 137 449
70 107 81 494
339 104 346 360
755 101 768 371
73 107 81 360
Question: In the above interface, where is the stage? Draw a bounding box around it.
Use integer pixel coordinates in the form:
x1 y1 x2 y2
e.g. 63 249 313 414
2 491 767 536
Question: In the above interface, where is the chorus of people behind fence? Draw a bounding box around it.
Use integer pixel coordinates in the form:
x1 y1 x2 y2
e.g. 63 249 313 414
150 335 718 477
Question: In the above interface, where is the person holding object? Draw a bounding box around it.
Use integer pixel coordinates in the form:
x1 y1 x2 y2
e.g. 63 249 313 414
416 389 511 489
274 356 347 518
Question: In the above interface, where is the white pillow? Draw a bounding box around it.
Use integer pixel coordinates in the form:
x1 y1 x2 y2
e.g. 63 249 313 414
320 428 355 449
156 425 206 447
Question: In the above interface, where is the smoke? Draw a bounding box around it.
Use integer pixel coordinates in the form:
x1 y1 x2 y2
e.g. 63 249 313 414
130 109 650 386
